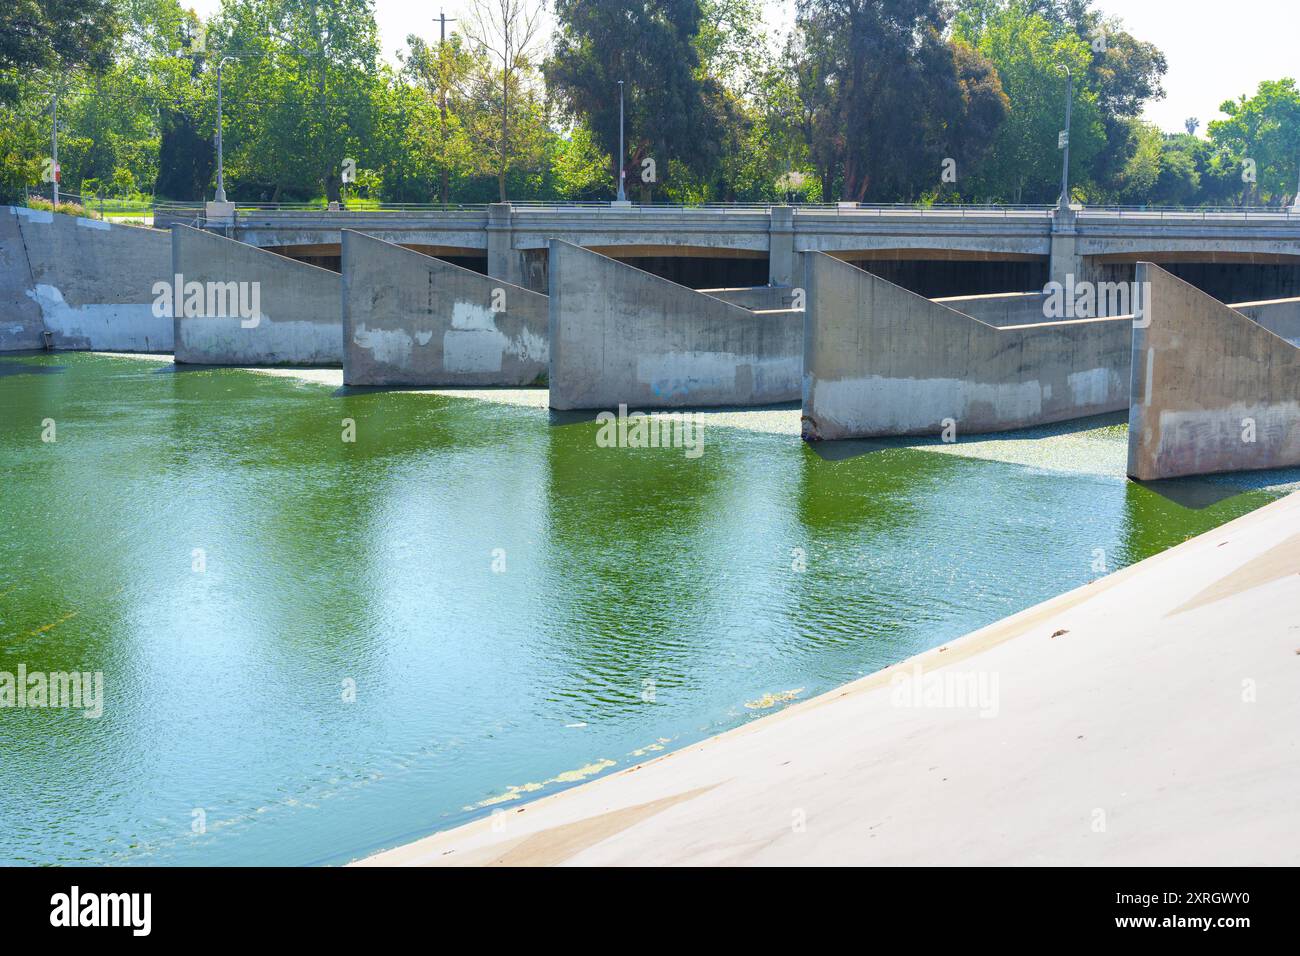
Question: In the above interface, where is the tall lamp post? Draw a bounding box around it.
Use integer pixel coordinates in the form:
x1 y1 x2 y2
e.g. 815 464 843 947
616 79 626 203
214 55 236 203
50 90 59 208
1057 64 1073 211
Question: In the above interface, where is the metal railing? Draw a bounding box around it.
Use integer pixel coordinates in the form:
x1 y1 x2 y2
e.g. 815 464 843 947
134 196 1300 224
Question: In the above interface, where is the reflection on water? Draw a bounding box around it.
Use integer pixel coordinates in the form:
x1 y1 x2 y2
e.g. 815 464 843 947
0 353 1284 865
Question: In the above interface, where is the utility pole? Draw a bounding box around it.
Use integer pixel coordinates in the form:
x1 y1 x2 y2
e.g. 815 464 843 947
616 80 626 203
437 10 457 206
51 89 59 207
1058 64 1073 211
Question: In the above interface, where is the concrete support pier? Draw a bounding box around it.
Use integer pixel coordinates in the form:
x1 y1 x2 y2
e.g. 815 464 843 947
1127 263 1300 480
801 253 1131 441
1 206 171 352
547 239 802 410
342 230 548 387
173 224 342 366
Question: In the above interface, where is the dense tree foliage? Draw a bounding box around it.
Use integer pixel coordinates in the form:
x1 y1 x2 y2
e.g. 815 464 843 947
1 0 1296 208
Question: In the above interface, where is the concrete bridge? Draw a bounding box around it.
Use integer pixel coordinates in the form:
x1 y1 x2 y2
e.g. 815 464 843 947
179 202 1300 302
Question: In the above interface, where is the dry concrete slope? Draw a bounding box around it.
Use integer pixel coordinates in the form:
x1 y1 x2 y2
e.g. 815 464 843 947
1231 297 1300 347
173 224 341 366
802 253 1130 440
358 489 1300 867
1128 263 1300 480
2 206 171 352
341 230 548 387
548 239 802 410
697 286 800 311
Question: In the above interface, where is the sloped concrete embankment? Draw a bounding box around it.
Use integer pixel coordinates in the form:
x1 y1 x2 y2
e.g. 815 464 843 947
548 240 802 411
697 286 801 311
1127 263 1300 480
173 224 341 366
802 253 1131 441
342 230 548 387
1 206 171 352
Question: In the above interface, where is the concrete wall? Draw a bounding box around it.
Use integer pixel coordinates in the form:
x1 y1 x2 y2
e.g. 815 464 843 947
698 286 801 311
802 253 1131 440
548 239 802 410
2 205 172 352
1127 264 1300 480
0 208 45 350
933 291 1050 327
1232 297 1300 347
173 224 341 366
342 230 549 387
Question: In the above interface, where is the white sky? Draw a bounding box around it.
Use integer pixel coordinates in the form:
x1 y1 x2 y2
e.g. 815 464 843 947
182 0 1297 134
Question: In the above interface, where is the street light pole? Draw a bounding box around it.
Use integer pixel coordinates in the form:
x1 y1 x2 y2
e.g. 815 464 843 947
51 90 59 208
1058 65 1073 211
214 56 235 203
616 80 626 202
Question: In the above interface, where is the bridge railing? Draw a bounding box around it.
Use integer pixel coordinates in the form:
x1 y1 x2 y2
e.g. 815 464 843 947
144 198 1300 223
1080 205 1299 221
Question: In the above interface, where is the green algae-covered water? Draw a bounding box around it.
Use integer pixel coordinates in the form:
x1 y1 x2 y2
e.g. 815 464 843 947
0 352 1292 865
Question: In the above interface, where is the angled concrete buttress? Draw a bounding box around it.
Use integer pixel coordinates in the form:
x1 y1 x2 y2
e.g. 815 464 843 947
173 225 341 366
801 252 1131 441
2 206 171 352
0 208 44 350
341 230 548 387
1127 263 1300 480
547 239 802 410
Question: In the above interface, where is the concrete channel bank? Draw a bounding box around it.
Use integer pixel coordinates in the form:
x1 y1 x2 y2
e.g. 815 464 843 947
357 489 1300 866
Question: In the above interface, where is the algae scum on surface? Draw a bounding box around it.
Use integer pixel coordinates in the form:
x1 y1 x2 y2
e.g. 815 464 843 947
0 352 1289 865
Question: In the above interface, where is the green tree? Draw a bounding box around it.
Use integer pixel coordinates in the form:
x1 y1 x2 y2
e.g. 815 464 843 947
213 0 383 203
462 0 549 202
955 0 1102 203
546 0 730 202
794 0 1009 202
1208 78 1300 205
0 0 121 105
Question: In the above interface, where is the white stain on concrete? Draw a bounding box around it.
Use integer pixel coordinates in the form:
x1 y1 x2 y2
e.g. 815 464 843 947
14 207 53 224
1067 367 1118 407
443 301 507 373
1157 401 1300 466
353 323 418 366
77 217 111 231
811 374 1044 434
26 283 173 351
637 352 798 400
180 315 341 364
505 326 548 364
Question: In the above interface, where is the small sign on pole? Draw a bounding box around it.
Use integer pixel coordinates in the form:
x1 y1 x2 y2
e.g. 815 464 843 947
1058 130 1070 150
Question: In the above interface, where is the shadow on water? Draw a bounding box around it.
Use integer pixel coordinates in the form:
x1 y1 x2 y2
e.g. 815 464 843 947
549 401 800 427
1133 478 1253 510
1136 468 1300 510
333 383 548 398
0 362 65 377
807 410 1130 463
